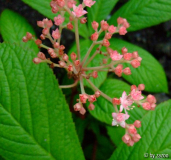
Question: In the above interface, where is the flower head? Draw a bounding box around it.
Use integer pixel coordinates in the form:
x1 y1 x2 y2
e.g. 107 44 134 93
83 0 96 7
72 4 87 17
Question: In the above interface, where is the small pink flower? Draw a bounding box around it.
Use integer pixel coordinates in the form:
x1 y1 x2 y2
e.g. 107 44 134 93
83 0 96 7
80 17 87 24
74 103 82 111
79 94 89 103
142 102 151 110
59 61 66 67
105 33 112 40
117 17 124 24
67 0 76 8
132 51 139 58
122 134 131 144
72 4 87 17
74 60 80 66
131 89 144 101
33 58 42 64
95 91 101 98
131 59 141 68
134 120 141 128
123 67 131 75
119 26 127 35
110 50 123 61
92 71 98 78
62 54 69 61
112 98 121 105
102 39 110 47
132 134 141 142
52 28 61 39
68 65 73 72
37 52 46 60
88 95 96 103
138 84 145 91
114 64 123 77
71 52 77 60
92 21 99 31
108 25 116 34
67 22 74 30
54 15 65 26
112 112 129 128
100 20 109 31
91 32 99 41
123 53 132 61
120 91 133 112
128 125 137 134
88 103 95 110
56 0 65 7
79 107 86 115
42 28 49 35
121 47 128 54
147 94 156 104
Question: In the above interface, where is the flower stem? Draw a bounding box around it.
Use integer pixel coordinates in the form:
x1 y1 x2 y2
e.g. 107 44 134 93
59 80 78 89
80 76 85 94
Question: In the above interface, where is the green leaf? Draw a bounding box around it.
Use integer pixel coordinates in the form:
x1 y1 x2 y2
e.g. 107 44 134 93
68 39 107 88
109 0 171 32
0 9 38 53
87 0 118 34
22 0 89 38
0 43 84 160
110 38 168 93
89 79 147 125
109 100 171 160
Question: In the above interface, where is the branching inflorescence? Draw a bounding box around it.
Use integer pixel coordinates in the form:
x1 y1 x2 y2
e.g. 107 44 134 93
23 0 156 146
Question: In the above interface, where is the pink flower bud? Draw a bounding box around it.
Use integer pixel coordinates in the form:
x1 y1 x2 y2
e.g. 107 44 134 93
142 102 151 110
80 17 87 24
132 134 141 142
71 52 77 60
127 140 134 146
74 60 80 66
67 0 76 8
54 42 59 48
54 15 65 26
83 0 96 7
119 26 127 35
59 45 65 51
92 71 98 78
123 53 132 61
67 22 74 30
33 57 42 64
35 39 42 46
123 67 131 75
37 52 46 60
102 39 110 47
74 103 82 111
88 95 96 103
79 107 86 115
92 21 99 31
95 91 101 98
72 4 87 18
37 21 44 28
131 85 137 91
63 54 69 61
42 28 49 35
69 16 74 21
40 34 45 40
121 47 128 54
79 94 88 104
52 28 61 39
91 32 99 41
138 84 145 91
100 20 109 31
117 17 124 24
68 65 73 72
88 103 95 110
122 134 131 144
131 59 141 68
128 125 137 134
132 51 139 58
112 98 121 105
147 94 156 104
52 6 59 13
108 25 116 34
22 36 28 42
47 20 53 28
50 51 57 58
134 120 141 128
114 64 123 77
26 32 32 40
103 59 107 64
56 0 65 7
59 61 66 67
105 33 112 39
123 19 130 29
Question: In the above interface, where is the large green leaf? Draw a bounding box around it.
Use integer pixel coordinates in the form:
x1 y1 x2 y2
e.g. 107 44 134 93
0 9 38 53
87 0 118 35
68 39 107 88
110 38 168 93
109 100 171 160
22 0 89 38
0 43 84 160
89 79 147 125
109 0 171 32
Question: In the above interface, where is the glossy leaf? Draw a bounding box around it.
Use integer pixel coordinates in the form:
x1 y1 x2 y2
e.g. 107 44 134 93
87 0 118 34
22 0 89 38
68 39 107 88
110 38 168 93
89 79 147 125
109 100 171 160
0 9 38 53
0 43 84 160
109 0 171 31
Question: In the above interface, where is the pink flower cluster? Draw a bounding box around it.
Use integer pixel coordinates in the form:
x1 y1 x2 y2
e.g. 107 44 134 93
22 0 157 147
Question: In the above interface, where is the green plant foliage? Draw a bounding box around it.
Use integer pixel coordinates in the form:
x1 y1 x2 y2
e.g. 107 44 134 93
87 0 118 34
109 100 171 160
0 43 84 160
89 79 147 125
109 0 171 32
68 39 107 88
0 9 39 53
22 0 89 38
110 38 168 93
